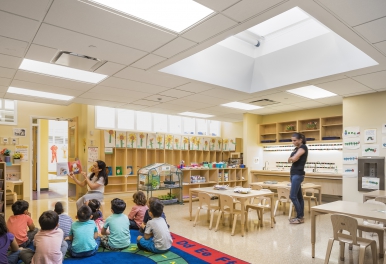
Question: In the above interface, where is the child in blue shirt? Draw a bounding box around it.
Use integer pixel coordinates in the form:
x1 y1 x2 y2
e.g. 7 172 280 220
101 198 130 251
65 205 100 258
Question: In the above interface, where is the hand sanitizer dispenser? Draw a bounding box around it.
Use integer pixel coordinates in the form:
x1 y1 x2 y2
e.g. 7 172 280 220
358 157 385 192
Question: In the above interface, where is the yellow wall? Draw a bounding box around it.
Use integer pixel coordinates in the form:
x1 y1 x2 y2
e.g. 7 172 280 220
38 119 49 189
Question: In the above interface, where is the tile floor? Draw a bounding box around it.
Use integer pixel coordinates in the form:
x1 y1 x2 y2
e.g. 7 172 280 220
5 194 384 264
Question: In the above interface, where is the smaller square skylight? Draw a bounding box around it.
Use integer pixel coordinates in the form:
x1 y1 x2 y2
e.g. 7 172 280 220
8 87 74 101
221 102 263 110
287 85 337 99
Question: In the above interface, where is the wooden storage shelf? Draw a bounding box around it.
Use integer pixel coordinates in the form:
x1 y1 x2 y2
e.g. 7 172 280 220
299 129 320 132
322 124 343 127
260 133 276 135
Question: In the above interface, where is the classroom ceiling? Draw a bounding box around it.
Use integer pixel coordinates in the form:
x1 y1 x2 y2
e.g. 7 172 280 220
0 0 386 122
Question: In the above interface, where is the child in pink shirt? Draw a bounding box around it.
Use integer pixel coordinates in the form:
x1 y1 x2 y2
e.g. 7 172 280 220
128 191 148 230
19 210 68 264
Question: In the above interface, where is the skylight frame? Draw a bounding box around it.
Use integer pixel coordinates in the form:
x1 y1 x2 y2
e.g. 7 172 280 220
88 0 214 33
286 85 337 99
221 102 263 110
19 59 108 84
179 112 213 118
7 87 74 101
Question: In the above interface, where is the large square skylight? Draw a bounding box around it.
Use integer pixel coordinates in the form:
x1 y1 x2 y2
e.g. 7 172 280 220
19 59 107 84
89 0 214 32
287 85 337 99
222 102 262 110
8 87 74 101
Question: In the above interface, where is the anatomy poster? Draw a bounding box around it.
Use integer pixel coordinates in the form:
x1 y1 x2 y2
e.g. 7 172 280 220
364 129 376 143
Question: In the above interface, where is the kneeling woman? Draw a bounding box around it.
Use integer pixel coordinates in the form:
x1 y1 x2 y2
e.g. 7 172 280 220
69 160 108 210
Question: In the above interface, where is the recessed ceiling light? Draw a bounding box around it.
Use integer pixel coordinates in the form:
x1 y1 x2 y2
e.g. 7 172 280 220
19 59 107 84
88 0 214 32
287 85 337 99
179 112 213 118
221 102 263 110
7 87 74 101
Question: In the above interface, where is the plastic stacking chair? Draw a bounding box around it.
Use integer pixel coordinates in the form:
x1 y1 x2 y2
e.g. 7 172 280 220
274 187 294 219
215 194 246 236
193 192 219 230
324 214 377 264
302 183 318 213
246 189 274 229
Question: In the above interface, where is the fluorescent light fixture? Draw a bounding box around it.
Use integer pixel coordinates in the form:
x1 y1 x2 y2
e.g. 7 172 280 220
287 85 337 99
89 0 213 32
221 102 263 110
7 87 74 101
19 59 107 84
179 112 213 118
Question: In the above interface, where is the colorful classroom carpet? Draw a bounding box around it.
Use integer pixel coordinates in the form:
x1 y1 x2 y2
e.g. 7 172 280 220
63 230 250 264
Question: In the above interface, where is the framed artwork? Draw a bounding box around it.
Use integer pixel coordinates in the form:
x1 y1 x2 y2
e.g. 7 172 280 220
126 132 137 148
104 130 115 147
165 134 174 150
115 131 126 148
156 134 165 149
181 136 189 150
173 135 181 150
202 137 210 151
137 132 146 149
147 133 156 149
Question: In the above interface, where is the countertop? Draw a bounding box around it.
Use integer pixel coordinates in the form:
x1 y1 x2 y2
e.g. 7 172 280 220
250 170 342 179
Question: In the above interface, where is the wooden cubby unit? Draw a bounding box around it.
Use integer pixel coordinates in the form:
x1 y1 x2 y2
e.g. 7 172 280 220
277 120 297 142
321 116 343 140
259 123 277 143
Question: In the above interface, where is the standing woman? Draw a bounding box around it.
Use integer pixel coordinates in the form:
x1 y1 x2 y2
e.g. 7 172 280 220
288 133 308 224
68 160 108 210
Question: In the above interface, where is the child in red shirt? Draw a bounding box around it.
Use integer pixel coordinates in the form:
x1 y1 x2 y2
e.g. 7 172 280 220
128 191 148 229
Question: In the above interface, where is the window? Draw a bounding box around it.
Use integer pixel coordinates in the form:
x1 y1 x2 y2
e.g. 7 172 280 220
153 113 168 132
183 117 195 134
0 99 17 125
169 115 182 134
136 111 152 131
117 109 135 130
95 106 115 129
209 120 220 136
196 118 207 135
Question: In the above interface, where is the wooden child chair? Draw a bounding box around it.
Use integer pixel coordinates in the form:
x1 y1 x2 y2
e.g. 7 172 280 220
193 192 219 230
302 183 318 213
215 194 246 236
274 187 294 219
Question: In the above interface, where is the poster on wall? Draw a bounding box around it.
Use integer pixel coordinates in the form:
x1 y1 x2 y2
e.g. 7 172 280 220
104 130 115 147
209 138 216 151
137 132 146 149
115 131 126 148
343 127 360 138
87 147 98 163
126 132 137 148
164 134 174 150
364 129 377 143
215 138 223 151
222 139 230 151
362 144 380 156
181 136 189 150
229 138 237 151
202 137 210 151
189 136 202 150
156 134 165 149
13 128 26 137
15 145 28 162
343 153 358 164
173 135 181 150
342 165 358 178
362 177 380 190
343 137 360 149
147 133 156 149
382 137 386 148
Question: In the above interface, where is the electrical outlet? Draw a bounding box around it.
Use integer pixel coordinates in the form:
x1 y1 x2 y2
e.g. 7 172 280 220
90 140 94 146
253 157 259 164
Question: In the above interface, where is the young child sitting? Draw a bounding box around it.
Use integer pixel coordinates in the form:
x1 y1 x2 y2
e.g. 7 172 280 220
7 200 38 247
19 210 68 264
128 191 148 230
137 200 172 254
55 202 73 238
65 205 100 258
0 213 19 264
139 197 169 234
87 199 104 236
101 198 130 251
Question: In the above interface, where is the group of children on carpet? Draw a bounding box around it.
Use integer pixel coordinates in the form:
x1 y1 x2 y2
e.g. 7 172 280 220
0 191 172 264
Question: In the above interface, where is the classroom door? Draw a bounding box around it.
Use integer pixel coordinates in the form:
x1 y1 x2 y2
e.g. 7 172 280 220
32 126 38 191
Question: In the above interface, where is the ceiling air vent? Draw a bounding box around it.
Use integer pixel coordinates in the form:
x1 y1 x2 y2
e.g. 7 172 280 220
51 51 106 72
249 99 280 106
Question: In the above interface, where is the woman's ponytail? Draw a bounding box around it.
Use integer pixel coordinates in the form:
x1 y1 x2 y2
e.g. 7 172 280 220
292 132 306 144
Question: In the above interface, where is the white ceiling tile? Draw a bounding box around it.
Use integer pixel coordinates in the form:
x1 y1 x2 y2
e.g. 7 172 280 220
254 92 307 104
4 93 70 106
0 53 22 69
248 108 281 115
0 36 28 57
199 88 251 101
218 113 244 120
0 0 52 20
183 94 229 104
34 24 147 65
317 0 386 26
10 79 84 96
0 11 40 42
0 93 4 98
351 70 386 90
222 0 285 22
153 37 197 58
44 0 176 52
130 54 166 70
0 77 11 86
119 104 149 111
175 82 215 93
315 78 375 95
114 67 189 88
269 104 304 112
247 89 282 98
90 85 151 99
199 105 245 114
307 75 348 85
72 98 126 108
343 90 376 97
131 99 160 107
291 100 328 109
13 70 95 91
94 62 125 76
144 107 175 114
79 92 135 103
194 0 240 11
346 64 386 77
25 44 57 63
145 94 177 103
100 77 169 94
375 41 386 55
315 96 343 105
0 85 7 93
158 89 194 98
182 14 237 43
153 103 195 111
168 99 211 109
354 17 386 43
0 67 16 79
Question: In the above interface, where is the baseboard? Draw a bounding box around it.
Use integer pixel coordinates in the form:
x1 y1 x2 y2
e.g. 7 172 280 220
40 188 49 192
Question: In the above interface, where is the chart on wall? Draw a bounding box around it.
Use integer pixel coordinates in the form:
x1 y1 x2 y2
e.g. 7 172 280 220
164 134 174 150
343 126 360 137
343 137 360 149
343 153 358 164
115 131 126 148
137 132 146 149
362 144 380 156
364 129 376 143
126 132 137 148
104 130 115 147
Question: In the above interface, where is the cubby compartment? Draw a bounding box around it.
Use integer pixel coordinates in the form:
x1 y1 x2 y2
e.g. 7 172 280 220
259 123 277 143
